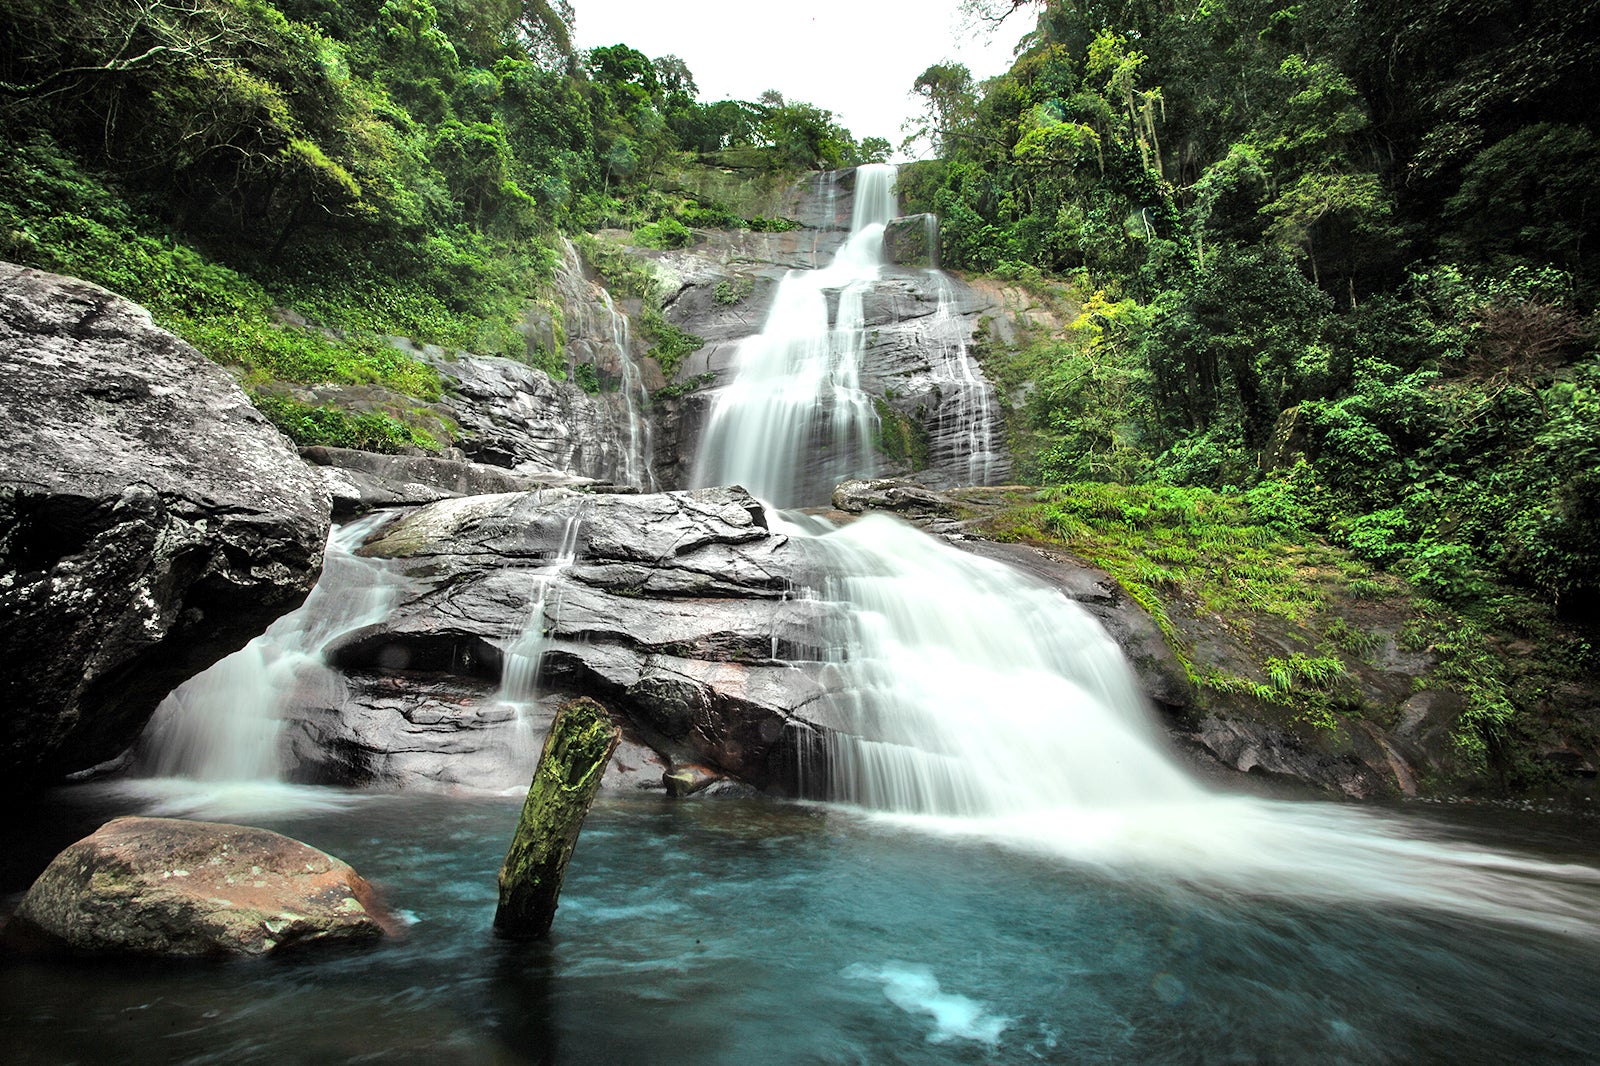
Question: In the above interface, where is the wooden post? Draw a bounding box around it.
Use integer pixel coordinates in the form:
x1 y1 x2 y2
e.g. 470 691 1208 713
494 697 621 939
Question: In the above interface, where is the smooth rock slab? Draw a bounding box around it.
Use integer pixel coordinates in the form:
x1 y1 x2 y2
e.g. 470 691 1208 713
14 816 386 957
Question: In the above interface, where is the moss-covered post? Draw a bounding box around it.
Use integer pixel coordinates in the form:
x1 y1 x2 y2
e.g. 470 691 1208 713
494 697 621 939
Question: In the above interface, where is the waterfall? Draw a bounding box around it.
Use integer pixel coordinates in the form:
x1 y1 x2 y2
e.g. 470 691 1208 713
773 512 1600 936
497 505 587 734
794 513 1196 813
692 163 900 507
135 513 403 783
556 237 656 491
704 169 1600 937
922 272 1002 487
594 286 657 492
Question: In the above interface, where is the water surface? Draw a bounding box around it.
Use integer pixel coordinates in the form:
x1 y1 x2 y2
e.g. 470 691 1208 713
4 787 1596 1065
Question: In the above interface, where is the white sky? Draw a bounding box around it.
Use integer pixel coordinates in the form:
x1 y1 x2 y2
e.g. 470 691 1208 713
570 1 1031 158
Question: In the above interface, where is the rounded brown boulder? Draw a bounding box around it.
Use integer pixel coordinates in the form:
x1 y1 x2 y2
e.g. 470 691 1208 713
13 816 387 957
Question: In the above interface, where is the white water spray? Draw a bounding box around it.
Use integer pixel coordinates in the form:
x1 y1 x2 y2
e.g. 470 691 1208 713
127 515 403 817
595 285 657 492
557 238 656 491
692 164 899 506
921 272 1002 487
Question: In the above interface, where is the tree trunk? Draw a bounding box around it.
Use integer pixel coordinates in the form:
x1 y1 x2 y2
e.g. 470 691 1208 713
494 697 621 939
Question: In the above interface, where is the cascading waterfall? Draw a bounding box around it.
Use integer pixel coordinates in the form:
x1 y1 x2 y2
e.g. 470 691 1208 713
594 286 657 492
714 169 1600 938
555 237 655 491
921 272 1002 487
131 514 403 812
782 512 1600 936
497 504 587 739
794 513 1195 813
692 163 900 506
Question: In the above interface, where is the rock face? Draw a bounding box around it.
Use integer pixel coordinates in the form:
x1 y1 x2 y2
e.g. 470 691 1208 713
883 213 938 267
302 445 595 517
0 263 331 791
421 350 633 481
14 816 386 957
279 487 837 794
264 484 1216 799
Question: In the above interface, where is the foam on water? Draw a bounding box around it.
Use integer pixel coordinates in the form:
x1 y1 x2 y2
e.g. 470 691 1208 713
845 962 1011 1046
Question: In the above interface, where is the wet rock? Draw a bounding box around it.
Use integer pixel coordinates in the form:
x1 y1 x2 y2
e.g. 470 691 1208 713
833 477 955 517
281 487 836 794
13 816 386 957
663 762 726 797
883 214 938 267
301 446 593 517
1176 715 1400 799
0 263 330 792
422 352 631 480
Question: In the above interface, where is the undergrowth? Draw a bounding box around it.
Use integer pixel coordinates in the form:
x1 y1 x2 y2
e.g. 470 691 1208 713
969 480 1587 780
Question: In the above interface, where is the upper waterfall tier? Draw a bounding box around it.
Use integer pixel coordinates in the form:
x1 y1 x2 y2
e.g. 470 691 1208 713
681 164 1007 505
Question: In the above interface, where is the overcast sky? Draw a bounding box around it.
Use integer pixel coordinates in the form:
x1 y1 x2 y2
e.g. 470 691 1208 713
570 1 1031 158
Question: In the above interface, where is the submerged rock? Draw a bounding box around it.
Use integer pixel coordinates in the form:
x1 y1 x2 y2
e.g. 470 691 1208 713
0 263 330 792
14 816 386 957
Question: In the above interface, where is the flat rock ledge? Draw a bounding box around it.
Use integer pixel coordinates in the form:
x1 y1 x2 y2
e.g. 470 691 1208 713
13 816 386 958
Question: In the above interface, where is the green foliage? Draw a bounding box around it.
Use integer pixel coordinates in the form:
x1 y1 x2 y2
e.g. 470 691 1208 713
654 371 715 399
912 0 1600 623
0 1 868 455
871 398 930 468
631 216 693 249
572 361 601 394
745 216 800 232
639 309 704 380
251 392 440 452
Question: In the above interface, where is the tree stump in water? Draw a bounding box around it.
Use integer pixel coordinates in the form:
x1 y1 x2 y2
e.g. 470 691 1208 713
494 697 621 939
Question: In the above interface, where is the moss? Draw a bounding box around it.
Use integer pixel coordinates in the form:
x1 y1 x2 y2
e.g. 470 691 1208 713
495 698 620 939
640 309 705 380
655 372 715 399
969 480 1596 787
871 397 930 469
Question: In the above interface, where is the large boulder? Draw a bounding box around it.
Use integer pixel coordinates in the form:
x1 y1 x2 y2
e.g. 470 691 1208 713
0 264 330 791
278 487 838 793
13 816 386 957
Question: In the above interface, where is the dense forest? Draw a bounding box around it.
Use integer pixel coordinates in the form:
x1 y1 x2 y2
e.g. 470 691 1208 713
902 0 1599 622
